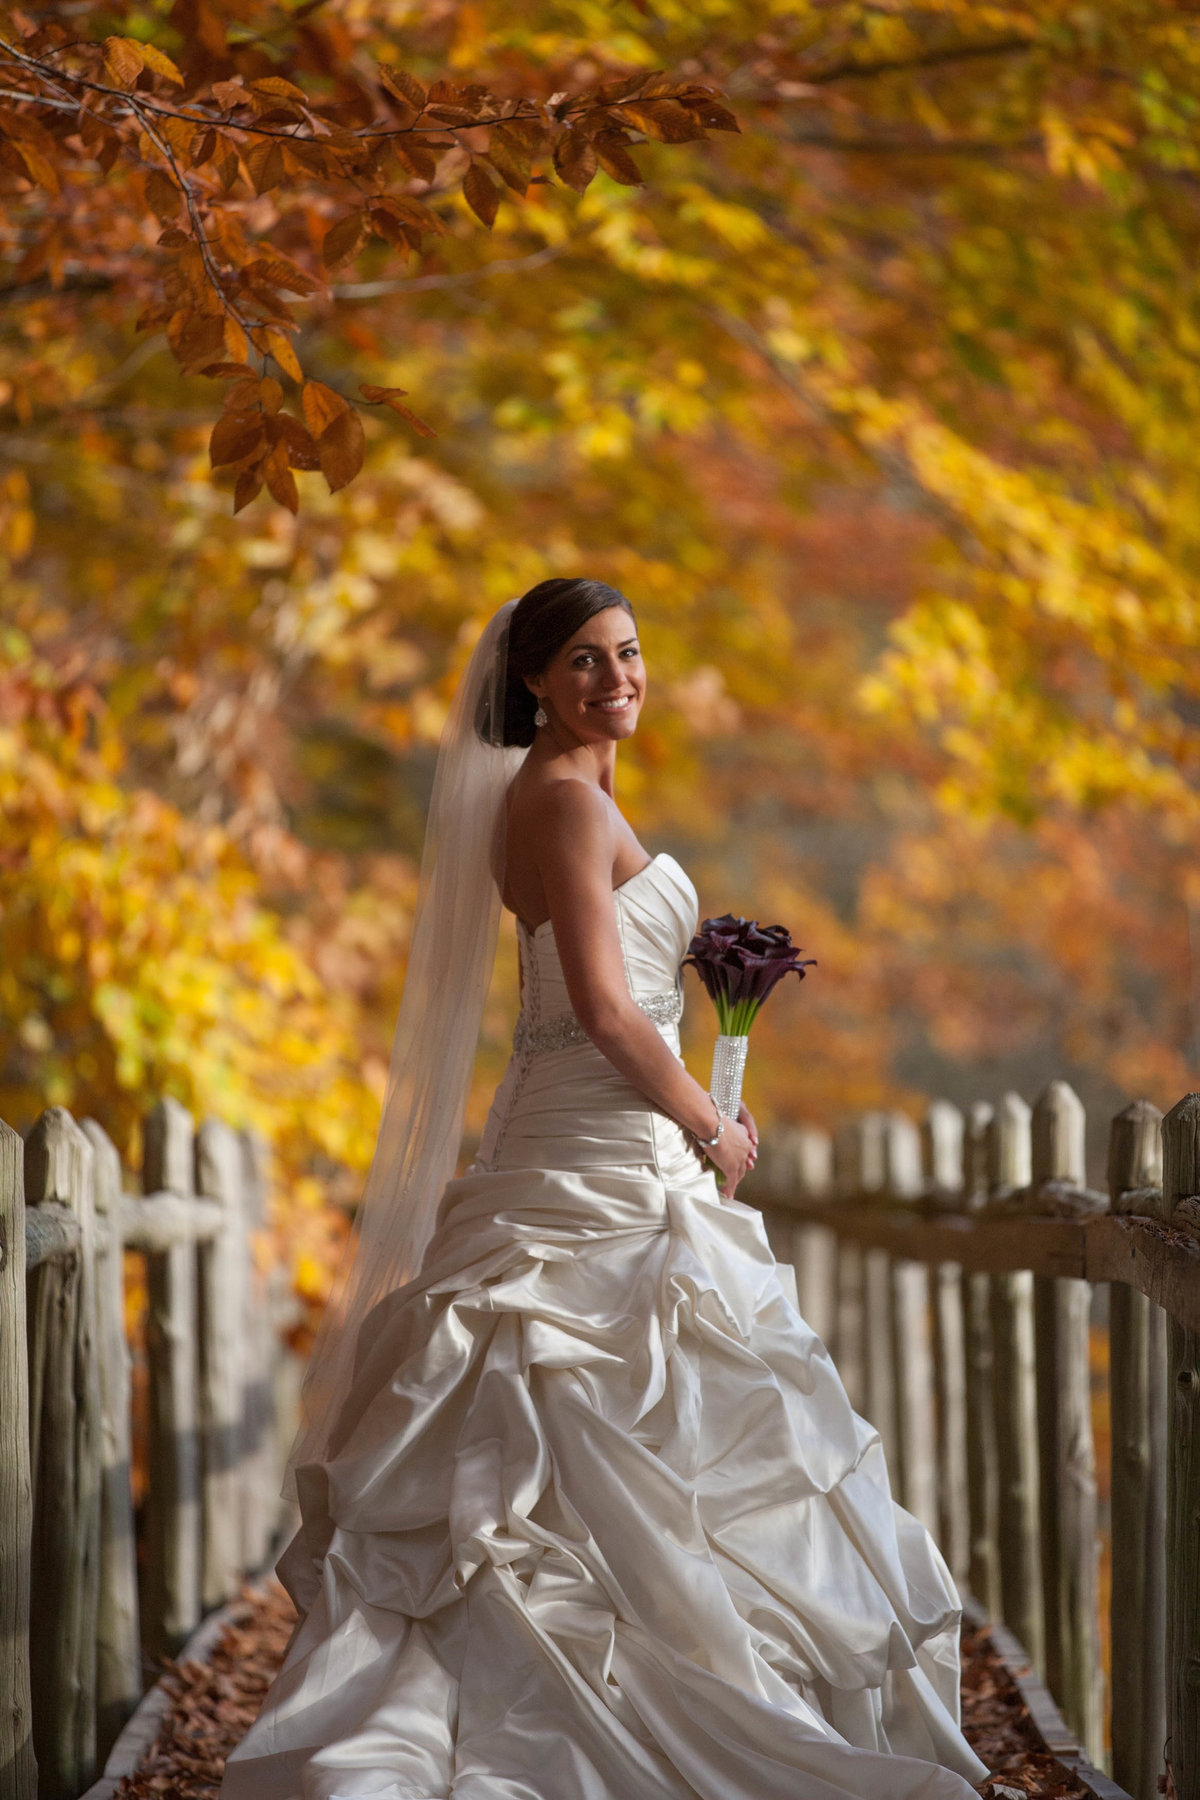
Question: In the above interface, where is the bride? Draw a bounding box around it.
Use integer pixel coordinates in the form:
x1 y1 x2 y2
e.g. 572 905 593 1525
222 579 990 1800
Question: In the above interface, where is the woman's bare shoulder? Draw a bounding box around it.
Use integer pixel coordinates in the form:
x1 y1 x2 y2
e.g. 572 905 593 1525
507 773 615 848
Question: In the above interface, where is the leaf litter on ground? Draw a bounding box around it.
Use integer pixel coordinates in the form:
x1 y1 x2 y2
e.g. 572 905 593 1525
113 1584 1089 1799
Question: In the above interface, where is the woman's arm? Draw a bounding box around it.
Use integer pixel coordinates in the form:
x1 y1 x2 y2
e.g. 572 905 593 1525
528 781 754 1192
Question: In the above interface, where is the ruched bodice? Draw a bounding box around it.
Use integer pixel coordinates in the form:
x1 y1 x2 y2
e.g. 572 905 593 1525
223 852 988 1800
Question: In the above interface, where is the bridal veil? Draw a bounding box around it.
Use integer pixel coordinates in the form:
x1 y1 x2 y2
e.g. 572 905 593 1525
286 600 525 1484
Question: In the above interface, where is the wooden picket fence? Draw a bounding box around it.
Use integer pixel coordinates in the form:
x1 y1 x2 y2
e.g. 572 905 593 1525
747 1081 1200 1800
0 1099 303 1800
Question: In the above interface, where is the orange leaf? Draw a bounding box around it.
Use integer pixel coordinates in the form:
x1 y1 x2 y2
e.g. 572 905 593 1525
302 380 350 437
262 329 302 382
275 414 320 469
611 99 705 144
14 142 60 194
233 462 264 513
360 384 437 437
211 409 266 467
249 75 308 106
102 36 145 88
263 440 298 512
317 407 365 492
322 210 368 271
190 128 217 167
211 79 247 110
140 43 184 85
463 162 500 227
259 376 284 414
223 315 250 364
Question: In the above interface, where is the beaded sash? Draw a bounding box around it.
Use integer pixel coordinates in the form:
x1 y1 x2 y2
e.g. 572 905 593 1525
512 989 682 1061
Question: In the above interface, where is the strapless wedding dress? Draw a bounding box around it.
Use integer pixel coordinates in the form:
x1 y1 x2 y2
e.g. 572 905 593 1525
223 853 988 1800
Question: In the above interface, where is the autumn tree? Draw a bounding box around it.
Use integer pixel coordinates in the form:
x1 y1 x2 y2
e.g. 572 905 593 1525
2 0 1198 1301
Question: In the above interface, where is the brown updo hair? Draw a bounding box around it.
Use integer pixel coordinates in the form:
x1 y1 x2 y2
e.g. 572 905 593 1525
500 578 636 748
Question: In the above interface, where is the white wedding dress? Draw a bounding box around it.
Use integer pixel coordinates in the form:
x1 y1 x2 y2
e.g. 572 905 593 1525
223 853 989 1800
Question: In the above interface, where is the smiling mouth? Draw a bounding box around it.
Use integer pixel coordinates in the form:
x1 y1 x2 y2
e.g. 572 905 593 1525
593 695 635 712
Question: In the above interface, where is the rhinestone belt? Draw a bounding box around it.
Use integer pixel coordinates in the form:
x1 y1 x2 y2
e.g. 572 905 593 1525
512 988 683 1060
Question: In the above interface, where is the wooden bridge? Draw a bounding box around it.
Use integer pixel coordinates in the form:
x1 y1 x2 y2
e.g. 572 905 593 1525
2 1083 1198 1800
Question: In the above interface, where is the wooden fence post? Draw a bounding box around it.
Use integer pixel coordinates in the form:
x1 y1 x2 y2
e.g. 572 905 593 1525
986 1092 1045 1670
831 1124 866 1415
1163 1092 1200 1800
0 1119 36 1800
965 1100 993 1210
962 1100 1001 1610
924 1101 970 1586
886 1113 938 1534
239 1129 281 1570
140 1098 202 1659
1030 1080 1103 1758
775 1126 836 1346
858 1115 898 1469
195 1119 250 1610
25 1109 102 1800
79 1119 142 1761
1108 1099 1167 1800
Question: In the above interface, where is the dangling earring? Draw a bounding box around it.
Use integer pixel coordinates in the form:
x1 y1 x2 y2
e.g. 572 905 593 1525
534 704 548 728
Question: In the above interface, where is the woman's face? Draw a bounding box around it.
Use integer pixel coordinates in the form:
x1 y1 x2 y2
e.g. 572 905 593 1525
530 606 645 744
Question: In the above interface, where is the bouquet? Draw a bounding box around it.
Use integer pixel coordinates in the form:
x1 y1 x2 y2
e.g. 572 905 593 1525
683 913 815 1120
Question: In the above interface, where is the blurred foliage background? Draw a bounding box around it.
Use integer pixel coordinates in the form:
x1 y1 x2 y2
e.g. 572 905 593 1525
2 0 1198 1309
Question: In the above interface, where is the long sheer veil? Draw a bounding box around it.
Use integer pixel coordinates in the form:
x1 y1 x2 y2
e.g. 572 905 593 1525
286 600 524 1485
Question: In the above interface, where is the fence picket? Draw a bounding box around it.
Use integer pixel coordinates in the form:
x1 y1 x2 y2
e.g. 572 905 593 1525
985 1093 1045 1672
1163 1093 1200 1800
1108 1099 1167 1800
1030 1081 1102 1759
79 1120 141 1761
25 1110 102 1800
0 1119 36 1800
140 1098 202 1659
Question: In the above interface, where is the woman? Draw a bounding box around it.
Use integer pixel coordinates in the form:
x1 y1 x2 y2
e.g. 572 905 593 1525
223 580 989 1800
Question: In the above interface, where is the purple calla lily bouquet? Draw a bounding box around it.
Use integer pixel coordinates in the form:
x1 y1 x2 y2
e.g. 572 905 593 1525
683 913 816 1121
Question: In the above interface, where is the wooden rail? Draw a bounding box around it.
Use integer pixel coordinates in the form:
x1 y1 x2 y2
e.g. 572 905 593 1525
0 1102 302 1800
748 1083 1200 1800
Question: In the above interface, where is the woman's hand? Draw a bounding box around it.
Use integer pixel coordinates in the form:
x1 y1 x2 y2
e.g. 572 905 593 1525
705 1114 755 1195
738 1101 759 1170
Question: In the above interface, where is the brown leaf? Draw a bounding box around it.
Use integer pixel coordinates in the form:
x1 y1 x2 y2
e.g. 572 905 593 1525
145 169 182 220
210 409 266 467
246 139 286 195
103 36 145 89
234 462 264 512
258 375 284 414
612 99 706 143
190 128 218 167
171 313 227 371
302 379 350 437
14 142 60 194
275 413 321 469
317 406 365 492
553 130 598 193
393 142 438 182
211 79 248 110
463 162 500 227
241 258 323 297
78 110 121 172
367 208 421 255
373 194 447 236
360 384 437 437
204 363 257 380
487 126 531 195
221 375 262 412
593 133 644 186
249 76 309 106
263 440 298 512
321 209 368 271
378 66 424 116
